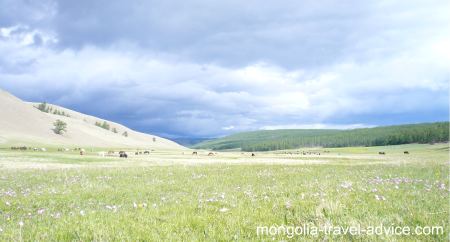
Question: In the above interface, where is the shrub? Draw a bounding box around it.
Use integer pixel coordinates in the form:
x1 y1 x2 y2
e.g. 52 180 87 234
53 119 67 134
37 102 49 113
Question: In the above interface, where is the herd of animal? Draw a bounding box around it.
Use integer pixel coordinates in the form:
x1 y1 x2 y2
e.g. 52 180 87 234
9 146 411 157
10 146 47 151
378 151 409 155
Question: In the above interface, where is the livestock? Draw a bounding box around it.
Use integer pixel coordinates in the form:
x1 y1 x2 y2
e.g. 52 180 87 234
119 151 128 158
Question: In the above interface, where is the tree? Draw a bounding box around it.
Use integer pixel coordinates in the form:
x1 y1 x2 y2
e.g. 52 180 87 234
122 131 128 137
112 127 118 133
95 121 110 130
37 102 49 113
101 121 110 130
53 119 67 134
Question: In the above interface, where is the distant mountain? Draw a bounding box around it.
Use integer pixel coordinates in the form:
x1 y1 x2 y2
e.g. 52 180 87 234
0 89 185 149
193 122 449 151
171 137 214 147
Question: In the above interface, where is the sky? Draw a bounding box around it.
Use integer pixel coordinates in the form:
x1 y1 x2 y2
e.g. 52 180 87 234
0 0 449 138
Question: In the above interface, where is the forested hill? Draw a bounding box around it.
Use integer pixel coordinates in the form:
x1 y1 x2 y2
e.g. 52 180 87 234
192 122 449 151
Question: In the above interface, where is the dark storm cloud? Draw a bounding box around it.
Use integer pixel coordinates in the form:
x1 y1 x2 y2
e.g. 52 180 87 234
0 0 449 138
46 0 389 67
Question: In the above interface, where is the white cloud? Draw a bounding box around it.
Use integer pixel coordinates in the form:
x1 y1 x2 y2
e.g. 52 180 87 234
0 25 58 46
0 0 449 137
222 126 235 130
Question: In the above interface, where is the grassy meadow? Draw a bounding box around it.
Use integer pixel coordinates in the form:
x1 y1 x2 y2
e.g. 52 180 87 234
0 143 448 241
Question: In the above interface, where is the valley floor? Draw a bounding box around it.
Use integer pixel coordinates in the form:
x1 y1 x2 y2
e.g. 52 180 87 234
0 143 448 241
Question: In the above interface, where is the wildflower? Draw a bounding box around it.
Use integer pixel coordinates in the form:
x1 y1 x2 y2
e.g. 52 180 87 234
80 210 85 216
51 212 61 219
19 221 24 227
5 201 11 206
37 208 45 215
340 181 352 189
206 198 218 202
375 194 386 201
133 202 138 208
285 201 292 210
106 205 119 212
219 207 229 213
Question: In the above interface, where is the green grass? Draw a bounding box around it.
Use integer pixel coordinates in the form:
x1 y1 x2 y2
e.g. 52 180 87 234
0 144 448 241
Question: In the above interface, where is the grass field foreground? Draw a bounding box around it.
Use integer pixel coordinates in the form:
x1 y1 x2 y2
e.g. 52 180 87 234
0 144 448 240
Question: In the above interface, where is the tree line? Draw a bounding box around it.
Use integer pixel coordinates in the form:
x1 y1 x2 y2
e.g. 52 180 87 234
36 102 70 117
193 122 449 151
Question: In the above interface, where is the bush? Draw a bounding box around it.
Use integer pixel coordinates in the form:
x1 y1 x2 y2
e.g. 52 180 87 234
53 119 67 134
95 121 110 130
37 102 49 113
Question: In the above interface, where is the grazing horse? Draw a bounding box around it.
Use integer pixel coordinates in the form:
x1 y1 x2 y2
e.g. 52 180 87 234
379 152 386 155
251 153 255 157
119 151 128 158
208 152 214 156
144 151 150 155
404 151 409 154
192 151 198 155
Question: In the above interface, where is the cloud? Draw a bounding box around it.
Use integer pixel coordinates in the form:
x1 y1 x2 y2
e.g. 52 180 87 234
0 0 449 138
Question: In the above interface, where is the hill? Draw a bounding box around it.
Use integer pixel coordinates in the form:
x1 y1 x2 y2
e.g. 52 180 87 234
171 137 213 146
0 89 184 149
193 122 449 151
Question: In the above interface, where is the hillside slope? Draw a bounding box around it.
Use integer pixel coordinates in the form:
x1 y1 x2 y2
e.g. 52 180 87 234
193 122 449 151
0 89 184 149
